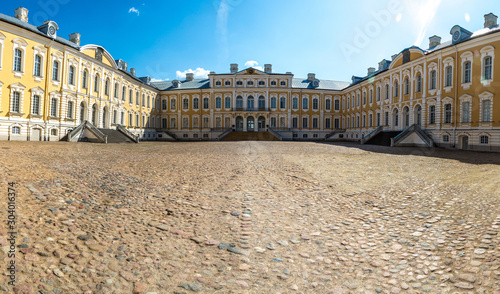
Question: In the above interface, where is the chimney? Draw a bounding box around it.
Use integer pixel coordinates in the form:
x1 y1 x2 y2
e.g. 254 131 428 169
264 64 272 73
186 73 194 81
130 68 136 76
429 35 441 48
484 13 498 28
15 7 28 23
123 62 128 71
230 63 238 74
367 67 376 75
69 33 81 46
307 73 316 81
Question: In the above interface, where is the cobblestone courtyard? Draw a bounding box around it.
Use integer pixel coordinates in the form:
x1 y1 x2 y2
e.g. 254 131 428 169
1 141 499 294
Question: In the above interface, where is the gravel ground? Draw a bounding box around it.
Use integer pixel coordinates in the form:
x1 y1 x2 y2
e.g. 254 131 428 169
0 141 499 294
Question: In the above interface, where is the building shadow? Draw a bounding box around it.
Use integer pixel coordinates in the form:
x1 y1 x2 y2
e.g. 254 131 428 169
316 141 500 165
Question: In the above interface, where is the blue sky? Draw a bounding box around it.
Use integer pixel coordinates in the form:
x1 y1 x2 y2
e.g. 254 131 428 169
6 0 500 82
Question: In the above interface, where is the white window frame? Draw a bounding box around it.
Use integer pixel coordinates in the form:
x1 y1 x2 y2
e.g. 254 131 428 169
480 46 495 85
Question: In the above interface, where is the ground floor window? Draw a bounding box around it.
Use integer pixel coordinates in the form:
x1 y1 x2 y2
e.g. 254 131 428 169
12 126 20 134
443 135 450 142
480 135 489 144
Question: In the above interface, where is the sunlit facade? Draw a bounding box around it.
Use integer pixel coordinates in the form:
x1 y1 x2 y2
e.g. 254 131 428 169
1 7 499 151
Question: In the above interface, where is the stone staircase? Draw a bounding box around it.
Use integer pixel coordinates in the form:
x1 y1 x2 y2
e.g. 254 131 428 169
221 131 280 141
97 128 136 143
364 131 401 146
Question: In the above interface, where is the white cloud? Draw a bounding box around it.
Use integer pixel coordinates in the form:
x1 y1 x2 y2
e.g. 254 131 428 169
151 78 169 82
465 13 471 23
128 7 139 16
244 60 264 71
409 0 442 47
176 68 211 80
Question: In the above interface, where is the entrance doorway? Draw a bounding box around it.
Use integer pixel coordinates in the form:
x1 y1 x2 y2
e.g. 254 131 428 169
31 128 42 141
461 136 469 150
247 116 255 131
235 116 243 131
258 116 266 130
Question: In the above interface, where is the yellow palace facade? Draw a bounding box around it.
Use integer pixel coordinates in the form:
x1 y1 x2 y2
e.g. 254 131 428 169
0 7 500 151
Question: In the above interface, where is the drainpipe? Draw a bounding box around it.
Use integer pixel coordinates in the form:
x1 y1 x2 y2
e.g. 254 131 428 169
44 39 55 141
453 45 459 148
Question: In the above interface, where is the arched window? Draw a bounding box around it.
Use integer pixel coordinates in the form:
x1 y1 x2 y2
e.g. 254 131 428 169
247 96 254 110
270 97 277 109
280 97 286 109
258 96 265 109
216 97 222 108
394 81 399 97
114 83 118 98
404 78 409 94
484 56 493 80
292 97 298 109
129 89 133 104
393 108 399 127
225 97 231 108
271 81 277 86
463 61 471 83
34 55 42 76
142 94 145 106
236 96 243 109
236 81 243 86
377 86 381 101
203 97 209 109
147 95 150 108
247 80 254 86
193 98 199 109
104 79 109 95
369 89 373 103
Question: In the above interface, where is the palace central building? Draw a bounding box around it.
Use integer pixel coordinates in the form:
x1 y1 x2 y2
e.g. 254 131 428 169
0 7 499 151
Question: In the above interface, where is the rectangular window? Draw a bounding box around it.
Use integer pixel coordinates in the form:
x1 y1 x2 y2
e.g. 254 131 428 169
52 61 59 81
325 99 331 110
203 117 209 128
34 55 42 77
463 62 471 83
334 99 340 111
121 112 124 125
203 98 209 109
334 118 340 129
325 118 331 129
416 75 422 92
32 95 40 115
362 115 366 127
363 93 366 105
292 117 298 128
302 117 308 128
14 49 22 72
216 97 222 109
129 90 133 104
480 136 489 145
193 117 199 128
69 66 75 85
95 76 100 93
225 97 231 108
170 99 176 110
377 87 381 101
162 118 167 128
280 97 286 109
430 71 436 89
462 102 470 123
270 117 277 128
444 104 452 124
376 113 381 126
484 57 492 80
280 117 286 128
183 99 189 110
482 100 491 122
369 90 373 103
385 112 389 126
445 66 452 87
183 117 189 128
429 105 436 124
292 98 298 109
302 98 308 110
67 101 73 119
369 114 373 127
50 98 57 117
162 99 167 110
224 117 230 128
113 110 117 124
312 118 318 129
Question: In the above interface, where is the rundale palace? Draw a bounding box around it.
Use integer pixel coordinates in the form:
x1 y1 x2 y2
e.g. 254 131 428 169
1 7 500 151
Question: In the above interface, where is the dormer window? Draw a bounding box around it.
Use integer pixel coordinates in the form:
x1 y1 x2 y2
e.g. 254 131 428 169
215 81 222 86
280 81 286 86
225 81 231 86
